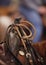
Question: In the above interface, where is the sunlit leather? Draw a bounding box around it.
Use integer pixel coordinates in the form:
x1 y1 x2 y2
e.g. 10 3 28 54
0 16 14 43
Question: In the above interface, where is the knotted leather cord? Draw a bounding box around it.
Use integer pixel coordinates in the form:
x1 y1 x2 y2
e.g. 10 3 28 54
4 18 45 65
5 20 36 65
12 21 36 53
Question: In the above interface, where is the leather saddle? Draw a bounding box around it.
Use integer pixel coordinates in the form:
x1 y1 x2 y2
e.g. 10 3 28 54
0 16 46 65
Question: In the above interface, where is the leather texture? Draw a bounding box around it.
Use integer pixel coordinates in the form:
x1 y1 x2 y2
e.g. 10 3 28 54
0 16 13 43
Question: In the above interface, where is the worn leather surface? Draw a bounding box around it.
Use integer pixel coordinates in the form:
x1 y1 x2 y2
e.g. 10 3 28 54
0 16 14 43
